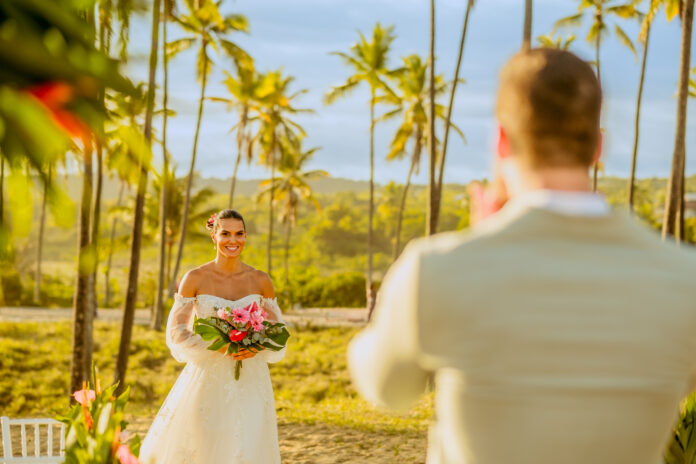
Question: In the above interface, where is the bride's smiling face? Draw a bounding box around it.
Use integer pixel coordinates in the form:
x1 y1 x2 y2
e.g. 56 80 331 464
214 218 246 258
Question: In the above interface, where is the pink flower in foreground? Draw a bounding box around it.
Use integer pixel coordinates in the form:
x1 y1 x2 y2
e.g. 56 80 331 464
116 444 140 464
216 308 228 319
73 389 96 406
232 308 250 324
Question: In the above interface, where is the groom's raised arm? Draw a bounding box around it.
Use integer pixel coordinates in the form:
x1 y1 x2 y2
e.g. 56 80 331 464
348 243 429 410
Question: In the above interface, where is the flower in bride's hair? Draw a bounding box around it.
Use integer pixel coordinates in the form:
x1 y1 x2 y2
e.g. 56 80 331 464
206 213 217 230
232 308 250 324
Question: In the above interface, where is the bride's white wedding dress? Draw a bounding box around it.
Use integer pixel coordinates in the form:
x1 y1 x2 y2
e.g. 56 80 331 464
139 293 286 464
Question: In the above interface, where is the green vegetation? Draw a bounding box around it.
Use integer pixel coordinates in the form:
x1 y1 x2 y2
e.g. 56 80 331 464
0 321 432 434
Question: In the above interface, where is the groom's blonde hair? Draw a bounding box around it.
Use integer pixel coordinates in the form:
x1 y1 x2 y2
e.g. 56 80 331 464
496 48 602 168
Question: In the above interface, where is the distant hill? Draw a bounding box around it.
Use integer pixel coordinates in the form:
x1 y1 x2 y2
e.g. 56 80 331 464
58 174 422 202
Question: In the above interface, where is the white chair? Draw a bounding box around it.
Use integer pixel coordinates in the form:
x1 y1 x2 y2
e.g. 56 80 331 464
1 417 65 464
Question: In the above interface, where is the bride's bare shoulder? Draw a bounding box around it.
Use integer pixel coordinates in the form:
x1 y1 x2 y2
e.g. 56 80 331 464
179 263 214 296
244 265 274 298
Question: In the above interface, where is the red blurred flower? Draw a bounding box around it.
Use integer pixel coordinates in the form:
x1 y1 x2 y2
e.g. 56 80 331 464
26 82 91 142
229 330 247 342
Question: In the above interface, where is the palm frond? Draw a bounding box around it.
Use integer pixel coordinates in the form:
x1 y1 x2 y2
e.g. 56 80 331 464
553 12 585 32
166 37 196 60
324 76 362 105
614 24 638 60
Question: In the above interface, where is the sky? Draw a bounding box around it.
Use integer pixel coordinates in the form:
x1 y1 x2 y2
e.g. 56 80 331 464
123 0 696 185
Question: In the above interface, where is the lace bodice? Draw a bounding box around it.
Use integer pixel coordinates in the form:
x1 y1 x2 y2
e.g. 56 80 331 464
166 293 286 364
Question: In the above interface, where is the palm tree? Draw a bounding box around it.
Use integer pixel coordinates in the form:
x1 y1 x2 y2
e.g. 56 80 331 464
628 3 658 212
257 140 327 285
523 0 533 50
152 0 176 331
663 0 695 241
114 0 162 392
537 32 577 49
71 138 94 394
433 0 474 233
209 62 260 208
325 22 398 316
103 180 127 308
427 0 437 236
384 54 464 260
34 165 52 303
251 70 311 278
554 0 642 191
166 0 251 298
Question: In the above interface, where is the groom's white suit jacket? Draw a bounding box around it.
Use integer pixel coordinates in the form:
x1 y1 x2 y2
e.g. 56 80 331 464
349 191 696 464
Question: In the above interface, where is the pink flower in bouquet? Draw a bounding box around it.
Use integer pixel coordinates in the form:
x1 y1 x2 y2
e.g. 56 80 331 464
116 444 140 464
216 308 228 320
73 389 96 406
232 307 250 324
250 313 265 332
229 329 247 342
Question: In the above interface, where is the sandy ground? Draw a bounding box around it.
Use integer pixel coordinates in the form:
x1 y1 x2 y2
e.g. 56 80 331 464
2 418 427 463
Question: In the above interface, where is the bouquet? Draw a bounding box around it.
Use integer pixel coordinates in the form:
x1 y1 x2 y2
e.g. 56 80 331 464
193 300 290 380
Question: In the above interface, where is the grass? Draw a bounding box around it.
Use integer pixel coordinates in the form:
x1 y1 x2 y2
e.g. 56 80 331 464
0 322 432 435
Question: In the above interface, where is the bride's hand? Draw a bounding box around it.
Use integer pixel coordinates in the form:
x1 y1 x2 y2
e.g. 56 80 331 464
231 348 257 360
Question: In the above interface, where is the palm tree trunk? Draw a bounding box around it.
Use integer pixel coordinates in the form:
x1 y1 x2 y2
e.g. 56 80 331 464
592 11 601 193
628 21 651 212
394 136 421 261
522 0 533 50
0 157 4 222
267 143 276 277
89 139 103 309
115 0 160 394
435 0 473 229
70 143 93 396
104 181 125 308
34 166 50 303
366 93 376 319
662 0 694 241
426 0 438 236
153 0 169 331
169 45 208 298
284 220 291 286
229 108 247 208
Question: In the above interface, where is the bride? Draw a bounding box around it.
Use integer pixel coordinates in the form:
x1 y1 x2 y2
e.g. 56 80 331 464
139 209 286 464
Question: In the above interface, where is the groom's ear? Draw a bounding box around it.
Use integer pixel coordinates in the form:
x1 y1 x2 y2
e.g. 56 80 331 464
591 131 603 165
497 125 511 161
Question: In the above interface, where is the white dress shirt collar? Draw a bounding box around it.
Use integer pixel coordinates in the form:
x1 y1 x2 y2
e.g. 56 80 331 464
508 189 610 217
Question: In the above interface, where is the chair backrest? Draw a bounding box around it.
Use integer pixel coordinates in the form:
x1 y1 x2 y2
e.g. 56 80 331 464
1 417 65 464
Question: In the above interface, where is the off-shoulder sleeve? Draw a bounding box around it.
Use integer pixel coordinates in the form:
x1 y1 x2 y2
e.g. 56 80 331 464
258 297 287 364
166 294 215 364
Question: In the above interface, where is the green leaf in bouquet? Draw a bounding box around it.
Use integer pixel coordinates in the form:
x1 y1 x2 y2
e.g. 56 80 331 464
207 337 228 351
227 343 239 354
261 341 283 351
267 326 290 346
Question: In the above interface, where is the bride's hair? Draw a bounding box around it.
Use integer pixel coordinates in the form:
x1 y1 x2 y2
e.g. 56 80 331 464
206 209 246 233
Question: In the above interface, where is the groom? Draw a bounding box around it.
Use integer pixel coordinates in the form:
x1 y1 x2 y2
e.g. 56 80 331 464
348 48 696 463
